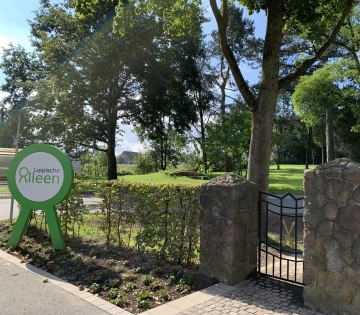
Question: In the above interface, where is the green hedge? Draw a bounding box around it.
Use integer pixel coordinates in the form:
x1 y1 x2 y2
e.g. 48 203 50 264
96 181 200 265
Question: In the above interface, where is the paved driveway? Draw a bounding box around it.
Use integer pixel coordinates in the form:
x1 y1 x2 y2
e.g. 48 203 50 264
0 195 101 220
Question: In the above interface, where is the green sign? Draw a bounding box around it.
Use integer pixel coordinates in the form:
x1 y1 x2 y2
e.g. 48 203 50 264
7 144 74 249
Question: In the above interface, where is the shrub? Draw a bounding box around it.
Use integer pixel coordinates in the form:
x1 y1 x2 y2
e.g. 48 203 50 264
56 180 89 238
96 181 200 264
134 152 157 174
88 283 101 294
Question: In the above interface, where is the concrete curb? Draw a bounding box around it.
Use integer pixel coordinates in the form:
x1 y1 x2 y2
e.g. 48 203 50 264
0 249 132 315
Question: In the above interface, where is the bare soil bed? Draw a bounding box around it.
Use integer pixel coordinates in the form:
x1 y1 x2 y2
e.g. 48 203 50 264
0 222 217 314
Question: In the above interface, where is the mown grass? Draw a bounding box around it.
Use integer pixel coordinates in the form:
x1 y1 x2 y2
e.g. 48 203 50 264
268 164 315 195
120 165 313 194
120 171 207 186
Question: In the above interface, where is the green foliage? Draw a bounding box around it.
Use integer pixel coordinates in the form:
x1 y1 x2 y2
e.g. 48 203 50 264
123 282 137 293
292 65 342 125
111 294 128 307
105 278 121 288
157 289 170 302
206 104 251 173
88 282 101 294
122 273 137 282
134 152 157 174
96 180 200 264
107 288 120 299
141 275 154 286
81 151 108 178
57 180 89 238
135 289 152 309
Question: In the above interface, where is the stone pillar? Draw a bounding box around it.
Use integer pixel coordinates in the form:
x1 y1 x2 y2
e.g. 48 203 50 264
199 173 258 285
303 158 360 315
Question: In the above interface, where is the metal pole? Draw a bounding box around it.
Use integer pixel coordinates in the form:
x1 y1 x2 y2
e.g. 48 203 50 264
9 113 21 224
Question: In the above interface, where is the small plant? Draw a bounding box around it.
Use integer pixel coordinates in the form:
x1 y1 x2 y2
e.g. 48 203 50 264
111 294 128 307
157 289 170 302
149 280 162 292
134 266 145 274
165 275 177 286
105 278 121 288
141 275 154 286
176 282 191 294
120 260 130 267
123 273 137 281
180 275 193 286
107 288 120 299
88 283 101 294
150 267 164 276
106 258 116 266
123 282 137 293
114 266 123 273
135 290 152 310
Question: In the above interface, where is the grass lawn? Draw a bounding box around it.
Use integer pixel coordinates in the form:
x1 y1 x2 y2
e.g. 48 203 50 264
120 171 207 186
117 164 136 173
120 165 313 195
268 164 315 195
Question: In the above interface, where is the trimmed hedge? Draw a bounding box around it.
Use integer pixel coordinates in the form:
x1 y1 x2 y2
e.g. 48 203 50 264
96 181 200 265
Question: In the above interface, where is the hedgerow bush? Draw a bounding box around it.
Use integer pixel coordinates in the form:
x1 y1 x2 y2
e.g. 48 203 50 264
96 181 200 265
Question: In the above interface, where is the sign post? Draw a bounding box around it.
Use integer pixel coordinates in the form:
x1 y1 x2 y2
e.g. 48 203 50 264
7 144 74 249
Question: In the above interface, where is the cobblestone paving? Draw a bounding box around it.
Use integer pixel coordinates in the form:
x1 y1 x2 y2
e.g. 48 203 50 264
178 276 325 315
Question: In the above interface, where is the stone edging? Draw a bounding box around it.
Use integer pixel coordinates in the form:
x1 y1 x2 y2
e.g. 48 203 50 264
0 248 234 315
0 249 131 315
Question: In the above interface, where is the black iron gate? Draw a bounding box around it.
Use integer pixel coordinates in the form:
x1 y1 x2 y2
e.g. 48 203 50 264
258 191 304 285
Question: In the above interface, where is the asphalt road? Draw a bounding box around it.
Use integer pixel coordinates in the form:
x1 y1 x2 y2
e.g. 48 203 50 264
0 195 101 220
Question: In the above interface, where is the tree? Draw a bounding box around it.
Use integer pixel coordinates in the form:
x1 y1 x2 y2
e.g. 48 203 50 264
292 64 348 162
0 44 40 148
75 0 357 191
27 1 161 179
206 102 251 174
209 0 356 190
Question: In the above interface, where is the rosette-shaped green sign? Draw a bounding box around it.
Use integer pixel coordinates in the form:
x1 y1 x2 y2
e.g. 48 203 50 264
7 144 74 249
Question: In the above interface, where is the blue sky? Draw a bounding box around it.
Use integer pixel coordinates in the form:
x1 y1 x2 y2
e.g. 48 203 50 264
0 1 266 153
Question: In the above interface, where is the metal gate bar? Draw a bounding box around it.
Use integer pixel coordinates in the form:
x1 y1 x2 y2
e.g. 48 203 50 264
258 191 304 285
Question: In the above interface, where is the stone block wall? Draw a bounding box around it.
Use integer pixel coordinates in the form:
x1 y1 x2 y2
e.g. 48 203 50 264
303 158 360 315
199 173 258 285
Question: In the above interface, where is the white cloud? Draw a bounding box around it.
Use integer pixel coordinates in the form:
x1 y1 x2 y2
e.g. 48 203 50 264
115 124 144 154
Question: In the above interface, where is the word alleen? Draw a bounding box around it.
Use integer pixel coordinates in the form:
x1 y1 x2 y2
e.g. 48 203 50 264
18 167 61 184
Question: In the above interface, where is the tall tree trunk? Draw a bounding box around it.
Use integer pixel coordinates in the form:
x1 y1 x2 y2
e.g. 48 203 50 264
247 1 284 192
199 106 208 172
210 0 353 191
305 126 312 169
219 57 231 171
107 126 117 180
326 108 335 162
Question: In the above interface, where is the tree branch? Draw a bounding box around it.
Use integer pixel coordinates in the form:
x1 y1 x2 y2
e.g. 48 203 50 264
279 0 356 90
210 0 257 110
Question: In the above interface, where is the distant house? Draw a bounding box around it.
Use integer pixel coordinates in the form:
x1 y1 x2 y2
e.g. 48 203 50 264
117 151 138 164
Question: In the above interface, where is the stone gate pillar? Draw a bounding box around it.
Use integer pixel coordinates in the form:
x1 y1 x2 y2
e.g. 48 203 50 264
303 158 360 315
199 173 258 285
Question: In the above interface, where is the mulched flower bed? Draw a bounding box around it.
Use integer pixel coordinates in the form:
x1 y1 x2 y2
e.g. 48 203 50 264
0 222 217 314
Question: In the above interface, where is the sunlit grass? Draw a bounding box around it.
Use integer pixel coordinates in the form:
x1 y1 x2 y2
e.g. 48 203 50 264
120 171 206 186
268 164 315 195
0 185 9 193
119 165 313 194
